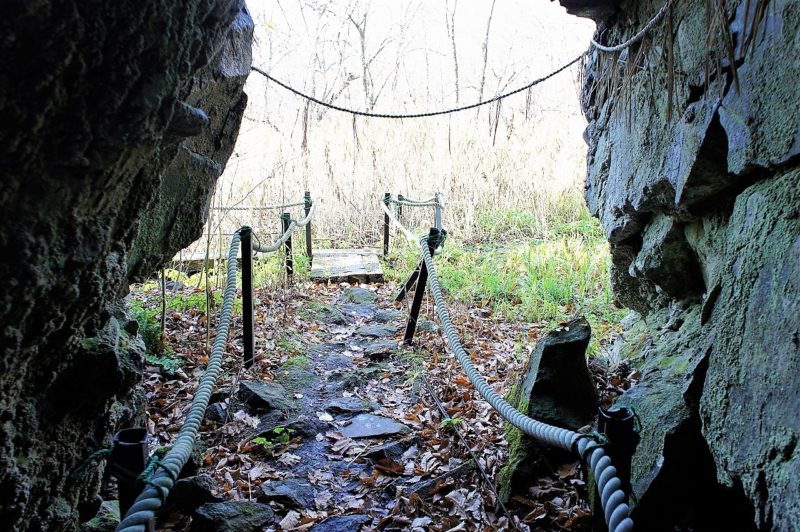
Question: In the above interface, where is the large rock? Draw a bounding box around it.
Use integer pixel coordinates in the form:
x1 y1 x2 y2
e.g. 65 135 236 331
191 501 274 532
237 381 294 412
259 478 316 508
562 0 800 528
0 1 253 529
499 318 596 500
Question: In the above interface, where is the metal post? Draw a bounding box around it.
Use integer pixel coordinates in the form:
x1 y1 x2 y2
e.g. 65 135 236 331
403 228 441 345
395 262 421 303
304 191 313 263
397 194 404 227
383 192 390 256
111 428 154 532
593 407 638 530
281 212 293 281
434 192 442 231
597 407 637 494
240 226 254 369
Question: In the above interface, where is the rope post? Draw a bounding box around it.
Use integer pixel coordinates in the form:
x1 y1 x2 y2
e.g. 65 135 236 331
111 428 154 532
281 213 293 282
304 191 313 264
240 226 254 369
383 192 391 256
397 194 404 226
597 407 638 493
403 228 441 345
434 192 442 231
395 262 421 304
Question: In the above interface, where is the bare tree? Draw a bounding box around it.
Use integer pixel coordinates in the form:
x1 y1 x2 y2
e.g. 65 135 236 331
444 0 460 103
478 0 497 103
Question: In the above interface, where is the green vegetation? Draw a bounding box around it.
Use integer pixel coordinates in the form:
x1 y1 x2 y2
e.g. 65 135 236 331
384 207 622 355
440 417 464 432
251 427 295 456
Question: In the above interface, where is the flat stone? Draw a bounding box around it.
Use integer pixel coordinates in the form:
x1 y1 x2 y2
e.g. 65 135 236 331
310 515 370 532
237 381 294 412
259 478 315 509
341 287 378 304
374 309 403 323
167 474 222 512
190 501 274 532
302 303 348 325
364 439 416 462
340 414 410 439
325 397 375 414
311 250 384 283
406 460 475 497
417 320 439 333
355 325 399 338
338 303 376 318
325 353 354 370
363 340 398 358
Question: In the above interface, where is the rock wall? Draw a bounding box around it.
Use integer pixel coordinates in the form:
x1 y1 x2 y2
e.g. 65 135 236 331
566 0 799 529
0 1 253 530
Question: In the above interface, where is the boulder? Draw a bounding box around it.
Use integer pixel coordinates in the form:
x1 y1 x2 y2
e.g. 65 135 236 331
341 288 377 304
167 475 222 512
499 317 596 501
259 479 316 509
190 501 274 532
81 500 119 532
237 381 294 412
310 515 370 532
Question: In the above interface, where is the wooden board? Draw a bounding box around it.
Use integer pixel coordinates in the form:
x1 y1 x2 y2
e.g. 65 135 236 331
310 248 384 283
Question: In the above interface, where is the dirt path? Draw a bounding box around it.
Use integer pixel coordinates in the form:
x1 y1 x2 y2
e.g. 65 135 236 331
140 281 599 531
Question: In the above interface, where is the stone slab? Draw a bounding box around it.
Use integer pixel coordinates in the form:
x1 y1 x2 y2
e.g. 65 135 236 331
311 249 384 283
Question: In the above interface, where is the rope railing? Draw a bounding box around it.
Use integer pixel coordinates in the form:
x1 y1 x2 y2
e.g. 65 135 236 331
252 202 316 253
590 0 675 53
251 55 583 119
415 234 634 532
380 197 418 245
116 232 242 532
388 195 440 207
213 200 307 212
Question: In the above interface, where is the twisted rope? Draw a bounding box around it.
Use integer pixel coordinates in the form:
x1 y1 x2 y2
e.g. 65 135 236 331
389 194 441 208
251 202 316 253
591 0 675 53
251 54 584 119
380 197 418 244
419 237 633 532
213 200 306 211
116 232 242 532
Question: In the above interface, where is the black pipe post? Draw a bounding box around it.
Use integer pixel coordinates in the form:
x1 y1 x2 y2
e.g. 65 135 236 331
403 228 440 345
397 194 404 226
111 428 154 532
281 212 293 282
434 192 442 231
593 407 638 530
395 262 421 304
383 192 390 256
240 226 254 369
597 407 637 494
304 191 313 264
